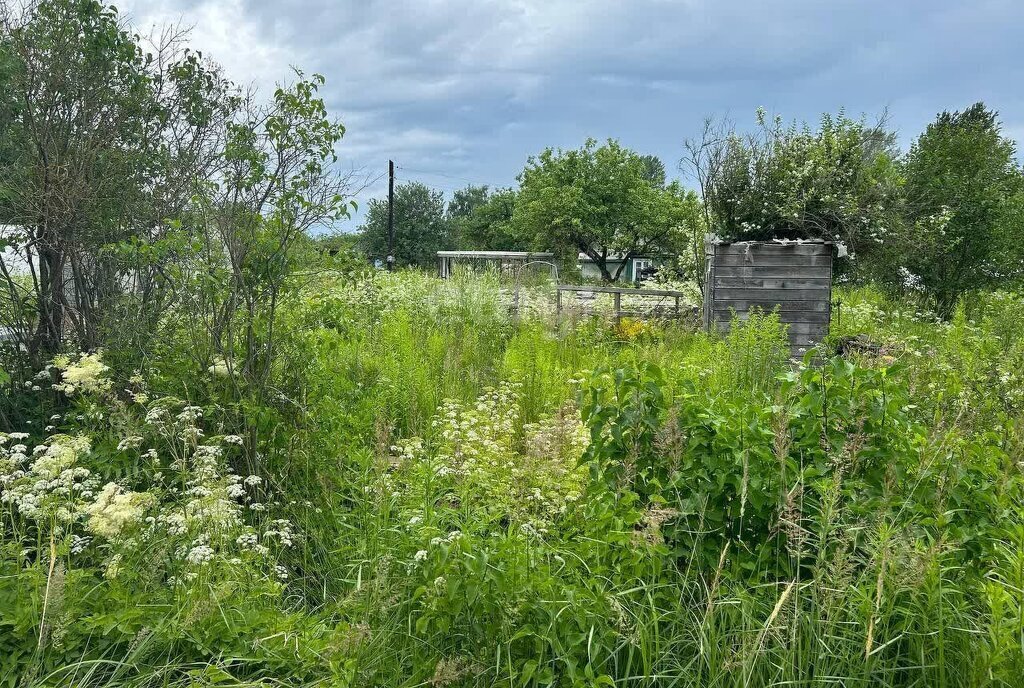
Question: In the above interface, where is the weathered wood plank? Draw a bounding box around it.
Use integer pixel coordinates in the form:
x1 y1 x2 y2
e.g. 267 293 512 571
713 265 833 278
705 240 833 356
712 311 831 325
711 300 830 313
712 243 832 257
710 253 832 267
714 276 831 289
713 287 831 301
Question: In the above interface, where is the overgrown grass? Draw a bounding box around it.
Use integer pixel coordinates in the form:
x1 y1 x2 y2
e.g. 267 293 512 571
2 271 1024 686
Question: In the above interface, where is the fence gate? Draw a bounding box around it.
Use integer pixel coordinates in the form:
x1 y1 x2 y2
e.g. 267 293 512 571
702 238 833 358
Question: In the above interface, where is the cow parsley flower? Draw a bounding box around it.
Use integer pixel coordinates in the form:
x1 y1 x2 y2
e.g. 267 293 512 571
186 544 215 565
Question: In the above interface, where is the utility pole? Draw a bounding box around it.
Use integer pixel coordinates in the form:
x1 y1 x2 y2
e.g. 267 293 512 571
386 159 395 271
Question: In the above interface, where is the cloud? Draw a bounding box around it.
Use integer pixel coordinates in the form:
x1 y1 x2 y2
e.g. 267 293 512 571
116 0 1024 226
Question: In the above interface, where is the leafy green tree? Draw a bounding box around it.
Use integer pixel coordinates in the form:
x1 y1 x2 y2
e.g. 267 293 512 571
640 154 667 187
0 0 232 360
454 187 520 251
447 185 490 224
686 110 902 259
204 71 352 396
896 103 1024 317
357 182 452 268
514 139 697 282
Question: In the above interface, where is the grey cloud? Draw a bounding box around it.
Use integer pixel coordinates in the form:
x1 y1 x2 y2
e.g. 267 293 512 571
121 0 1024 227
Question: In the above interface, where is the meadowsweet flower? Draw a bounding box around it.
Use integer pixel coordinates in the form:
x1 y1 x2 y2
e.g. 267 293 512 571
414 549 428 562
31 435 91 479
117 436 143 451
105 553 123 579
52 352 112 394
207 358 230 377
83 482 155 539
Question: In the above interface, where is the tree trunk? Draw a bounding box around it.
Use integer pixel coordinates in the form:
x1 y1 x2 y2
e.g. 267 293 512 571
33 240 65 358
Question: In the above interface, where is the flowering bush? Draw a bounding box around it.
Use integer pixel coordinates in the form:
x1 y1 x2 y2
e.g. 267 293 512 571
51 351 113 395
0 356 314 682
382 382 588 533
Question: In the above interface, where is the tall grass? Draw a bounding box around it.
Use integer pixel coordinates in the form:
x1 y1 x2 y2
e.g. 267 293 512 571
3 273 1024 686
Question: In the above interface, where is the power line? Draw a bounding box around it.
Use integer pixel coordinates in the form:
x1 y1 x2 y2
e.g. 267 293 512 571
396 165 491 187
391 174 480 194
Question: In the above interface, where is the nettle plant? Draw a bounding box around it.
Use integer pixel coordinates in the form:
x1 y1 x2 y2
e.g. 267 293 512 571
371 382 682 686
0 352 295 660
578 355 975 576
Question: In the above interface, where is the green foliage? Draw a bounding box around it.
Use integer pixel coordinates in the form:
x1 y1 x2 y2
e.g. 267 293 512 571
5 273 1024 686
4 3 1024 686
514 138 702 282
692 109 902 261
894 103 1024 316
0 0 235 358
452 186 521 251
358 181 453 268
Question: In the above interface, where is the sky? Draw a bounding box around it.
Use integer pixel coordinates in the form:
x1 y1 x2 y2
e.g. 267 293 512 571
119 0 1024 230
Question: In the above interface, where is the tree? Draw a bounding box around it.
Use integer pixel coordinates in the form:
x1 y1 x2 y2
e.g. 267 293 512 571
896 103 1024 317
0 0 232 362
447 185 490 223
453 186 520 251
187 70 354 400
640 154 667 187
357 182 452 268
514 139 697 282
683 109 902 262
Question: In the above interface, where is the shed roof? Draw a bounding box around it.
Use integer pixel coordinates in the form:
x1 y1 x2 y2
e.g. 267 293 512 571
706 236 835 247
437 250 554 259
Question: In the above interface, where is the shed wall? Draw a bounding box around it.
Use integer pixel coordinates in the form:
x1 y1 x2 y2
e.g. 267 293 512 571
703 241 833 358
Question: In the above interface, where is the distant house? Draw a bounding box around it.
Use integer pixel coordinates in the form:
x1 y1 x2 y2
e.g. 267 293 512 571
577 253 661 283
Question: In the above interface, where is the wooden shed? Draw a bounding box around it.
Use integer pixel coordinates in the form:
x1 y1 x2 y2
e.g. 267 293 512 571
702 238 833 358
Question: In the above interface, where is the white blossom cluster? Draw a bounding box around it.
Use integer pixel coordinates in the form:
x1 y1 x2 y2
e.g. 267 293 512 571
2 383 295 587
382 383 589 532
1 433 99 524
51 351 113 395
83 482 155 538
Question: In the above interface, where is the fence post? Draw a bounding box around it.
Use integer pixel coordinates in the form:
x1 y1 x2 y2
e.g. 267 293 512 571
614 292 621 324
556 288 562 319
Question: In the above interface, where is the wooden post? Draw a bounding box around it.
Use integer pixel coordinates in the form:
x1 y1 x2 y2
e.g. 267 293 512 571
386 160 395 271
613 292 621 324
674 295 680 319
555 288 562 318
512 268 520 325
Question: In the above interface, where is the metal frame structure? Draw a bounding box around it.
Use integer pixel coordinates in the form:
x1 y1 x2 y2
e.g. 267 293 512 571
437 250 556 278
